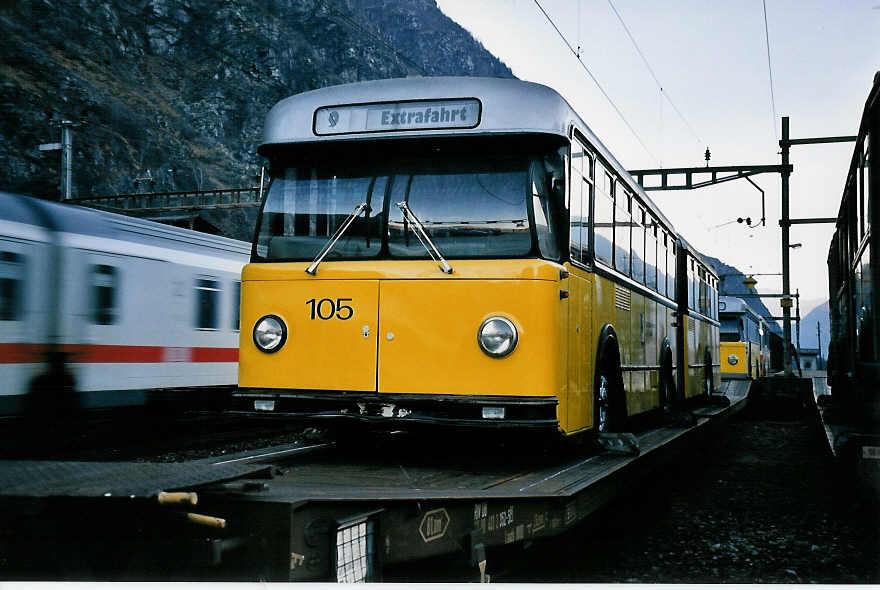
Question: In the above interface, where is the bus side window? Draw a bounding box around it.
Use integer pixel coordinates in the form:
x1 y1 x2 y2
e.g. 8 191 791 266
657 231 667 297
0 251 23 321
689 259 697 311
594 165 614 266
92 264 118 325
569 139 584 263
614 188 631 275
195 278 221 330
631 205 645 284
645 219 657 292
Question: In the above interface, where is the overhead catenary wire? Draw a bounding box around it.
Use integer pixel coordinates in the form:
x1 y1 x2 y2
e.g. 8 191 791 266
533 0 660 167
606 0 703 146
761 0 780 143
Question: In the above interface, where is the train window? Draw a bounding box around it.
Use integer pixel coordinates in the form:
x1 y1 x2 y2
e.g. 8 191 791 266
231 281 241 331
195 278 221 330
667 242 676 299
613 189 631 275
92 265 118 325
858 247 874 360
689 261 697 311
864 133 872 235
0 251 23 321
594 166 614 265
848 177 858 258
631 205 645 283
858 146 865 239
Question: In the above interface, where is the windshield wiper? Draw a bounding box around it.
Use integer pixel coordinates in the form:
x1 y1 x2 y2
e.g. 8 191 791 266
305 202 368 275
396 201 453 274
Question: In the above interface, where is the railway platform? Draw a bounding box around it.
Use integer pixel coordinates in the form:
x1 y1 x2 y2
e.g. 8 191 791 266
0 380 750 582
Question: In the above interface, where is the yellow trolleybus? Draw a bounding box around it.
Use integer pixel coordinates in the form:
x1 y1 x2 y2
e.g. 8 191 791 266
719 295 768 379
235 77 720 436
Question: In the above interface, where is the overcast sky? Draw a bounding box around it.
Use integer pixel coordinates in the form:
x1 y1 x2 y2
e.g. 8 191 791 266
436 0 880 318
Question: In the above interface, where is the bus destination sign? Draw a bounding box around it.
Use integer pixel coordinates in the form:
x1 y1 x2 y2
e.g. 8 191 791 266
314 99 481 136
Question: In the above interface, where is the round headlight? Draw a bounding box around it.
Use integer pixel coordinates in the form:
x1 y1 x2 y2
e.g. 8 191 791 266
253 315 287 353
727 354 739 366
478 316 518 358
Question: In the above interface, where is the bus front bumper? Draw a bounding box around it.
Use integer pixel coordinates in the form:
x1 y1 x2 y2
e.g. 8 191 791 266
230 389 559 429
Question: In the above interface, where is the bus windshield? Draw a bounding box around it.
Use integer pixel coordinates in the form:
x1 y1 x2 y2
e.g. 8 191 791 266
253 140 565 262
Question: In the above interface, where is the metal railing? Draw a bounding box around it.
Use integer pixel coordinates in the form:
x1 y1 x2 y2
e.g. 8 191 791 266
69 187 262 215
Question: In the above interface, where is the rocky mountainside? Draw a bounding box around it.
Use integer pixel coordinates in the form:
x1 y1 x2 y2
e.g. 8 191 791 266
0 0 512 205
705 255 782 336
799 300 830 355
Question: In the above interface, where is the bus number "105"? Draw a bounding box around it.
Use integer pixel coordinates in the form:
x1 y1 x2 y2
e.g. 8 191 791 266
306 298 354 320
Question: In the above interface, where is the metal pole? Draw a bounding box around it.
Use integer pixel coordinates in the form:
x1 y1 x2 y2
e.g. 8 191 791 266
781 116 793 375
795 288 801 355
61 120 73 201
817 321 822 369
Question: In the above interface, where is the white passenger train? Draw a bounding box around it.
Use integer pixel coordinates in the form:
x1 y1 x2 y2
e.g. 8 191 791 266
0 192 250 415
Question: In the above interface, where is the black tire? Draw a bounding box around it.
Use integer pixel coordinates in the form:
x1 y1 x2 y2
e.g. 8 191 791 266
595 344 625 433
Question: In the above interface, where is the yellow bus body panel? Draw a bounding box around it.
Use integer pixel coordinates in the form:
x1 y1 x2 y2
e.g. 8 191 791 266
563 264 593 433
721 342 749 375
239 259 571 429
378 279 562 398
239 279 380 391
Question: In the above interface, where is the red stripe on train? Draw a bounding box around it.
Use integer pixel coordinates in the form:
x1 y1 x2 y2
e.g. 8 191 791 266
0 343 238 364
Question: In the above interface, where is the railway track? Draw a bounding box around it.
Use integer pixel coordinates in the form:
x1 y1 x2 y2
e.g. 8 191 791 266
0 405 329 463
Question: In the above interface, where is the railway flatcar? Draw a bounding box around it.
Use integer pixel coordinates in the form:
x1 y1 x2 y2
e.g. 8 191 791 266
827 72 879 410
0 192 250 415
235 77 720 436
719 295 768 379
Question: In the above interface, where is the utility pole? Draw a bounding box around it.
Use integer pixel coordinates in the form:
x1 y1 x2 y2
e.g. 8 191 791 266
777 118 856 376
780 117 793 375
817 321 823 370
38 119 76 201
795 288 801 356
60 120 73 201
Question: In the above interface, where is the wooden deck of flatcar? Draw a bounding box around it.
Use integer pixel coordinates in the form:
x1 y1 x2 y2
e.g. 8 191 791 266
226 380 749 503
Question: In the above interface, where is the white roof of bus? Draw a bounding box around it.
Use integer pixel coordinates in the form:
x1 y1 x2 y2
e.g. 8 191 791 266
719 295 762 320
259 76 678 234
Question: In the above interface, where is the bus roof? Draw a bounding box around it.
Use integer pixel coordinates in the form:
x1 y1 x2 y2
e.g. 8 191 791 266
259 76 678 236
677 234 719 280
719 295 762 321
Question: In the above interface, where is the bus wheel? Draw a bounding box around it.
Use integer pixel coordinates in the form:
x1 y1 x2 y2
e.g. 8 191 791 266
596 371 612 433
595 346 623 433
